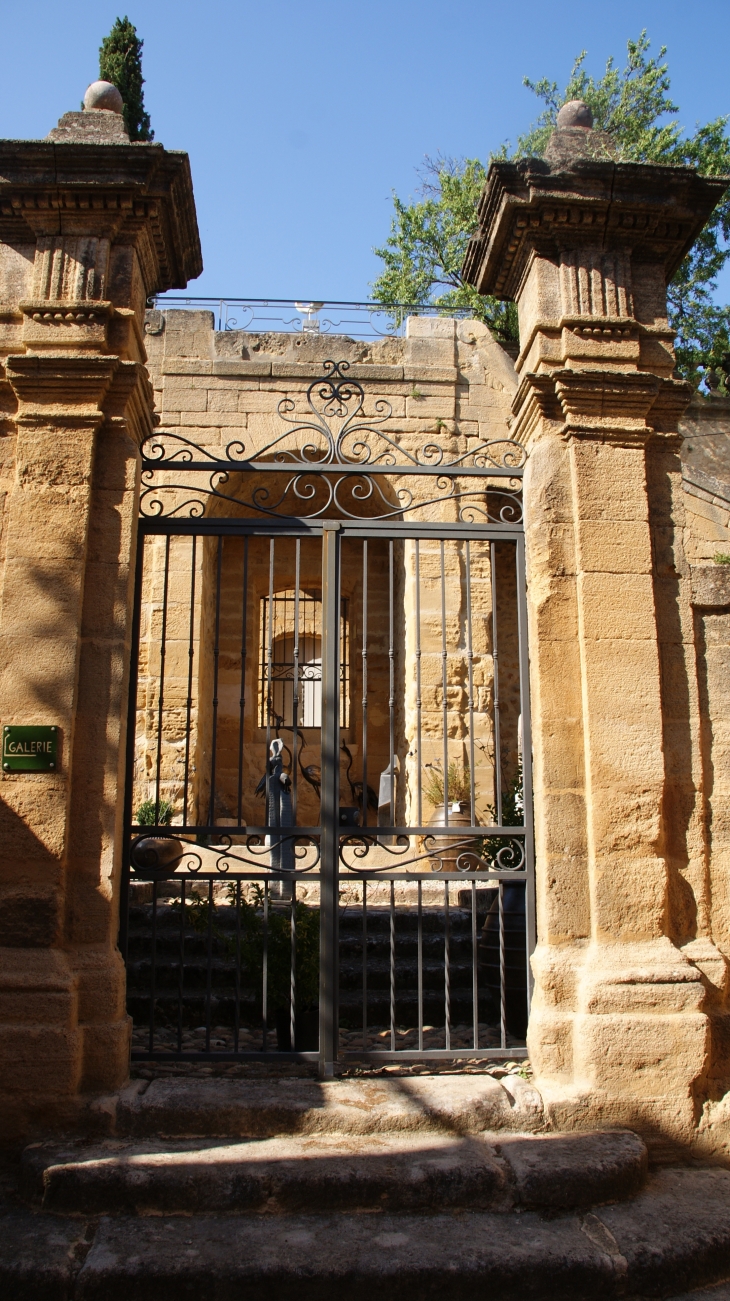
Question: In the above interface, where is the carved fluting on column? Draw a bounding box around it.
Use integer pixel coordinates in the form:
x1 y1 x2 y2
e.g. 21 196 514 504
0 100 201 1138
558 248 634 319
32 235 110 301
464 114 730 1145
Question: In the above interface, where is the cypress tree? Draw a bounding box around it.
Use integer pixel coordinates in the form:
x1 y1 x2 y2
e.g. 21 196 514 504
99 16 154 142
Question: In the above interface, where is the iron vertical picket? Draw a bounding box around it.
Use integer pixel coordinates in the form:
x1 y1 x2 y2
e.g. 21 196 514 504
319 522 340 1076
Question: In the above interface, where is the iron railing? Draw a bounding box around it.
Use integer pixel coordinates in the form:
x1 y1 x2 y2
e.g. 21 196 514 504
147 296 475 339
126 871 528 1063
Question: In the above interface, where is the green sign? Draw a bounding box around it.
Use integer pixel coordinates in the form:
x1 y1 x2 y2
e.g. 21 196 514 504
3 725 58 772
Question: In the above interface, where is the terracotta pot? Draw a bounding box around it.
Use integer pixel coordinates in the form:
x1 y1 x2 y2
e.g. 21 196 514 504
425 802 479 872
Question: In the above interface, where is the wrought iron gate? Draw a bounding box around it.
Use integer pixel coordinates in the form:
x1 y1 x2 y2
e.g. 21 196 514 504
120 360 534 1074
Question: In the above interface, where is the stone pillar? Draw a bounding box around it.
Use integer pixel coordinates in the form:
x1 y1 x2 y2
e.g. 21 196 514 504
463 107 728 1143
0 97 201 1138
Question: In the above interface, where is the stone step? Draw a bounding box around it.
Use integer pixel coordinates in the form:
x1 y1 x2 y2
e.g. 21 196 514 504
102 1074 545 1139
5 1168 730 1300
22 1128 646 1216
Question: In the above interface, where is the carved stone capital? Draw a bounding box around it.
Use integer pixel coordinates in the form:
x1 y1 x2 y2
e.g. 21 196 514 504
101 359 157 446
20 300 114 353
5 353 120 429
463 158 728 303
511 368 692 446
0 141 202 296
554 369 661 433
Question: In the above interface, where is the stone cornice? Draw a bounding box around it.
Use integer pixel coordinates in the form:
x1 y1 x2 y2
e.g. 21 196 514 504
511 368 692 444
463 158 729 300
5 352 120 417
102 359 157 446
0 141 202 294
5 351 157 443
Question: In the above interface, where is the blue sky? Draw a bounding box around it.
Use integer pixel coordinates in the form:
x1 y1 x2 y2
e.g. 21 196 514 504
2 0 730 303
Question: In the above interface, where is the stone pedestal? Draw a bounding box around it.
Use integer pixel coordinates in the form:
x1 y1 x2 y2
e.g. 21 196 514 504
464 137 729 1143
0 112 201 1139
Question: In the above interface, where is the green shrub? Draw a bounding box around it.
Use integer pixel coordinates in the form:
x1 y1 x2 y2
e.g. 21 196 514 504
423 760 471 806
136 798 174 826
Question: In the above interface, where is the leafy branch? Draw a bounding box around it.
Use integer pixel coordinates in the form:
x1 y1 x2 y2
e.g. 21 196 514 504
371 32 730 383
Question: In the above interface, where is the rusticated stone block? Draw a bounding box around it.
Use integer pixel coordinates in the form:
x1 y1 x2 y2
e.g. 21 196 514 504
691 564 730 608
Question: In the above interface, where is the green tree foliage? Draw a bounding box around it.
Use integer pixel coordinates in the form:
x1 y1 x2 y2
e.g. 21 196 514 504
371 33 730 385
372 158 517 342
99 16 154 142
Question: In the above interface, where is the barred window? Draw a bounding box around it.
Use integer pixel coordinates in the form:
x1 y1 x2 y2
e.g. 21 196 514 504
259 589 349 728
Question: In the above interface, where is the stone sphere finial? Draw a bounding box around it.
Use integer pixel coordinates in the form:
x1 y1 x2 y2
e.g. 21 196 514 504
556 99 593 130
83 81 124 114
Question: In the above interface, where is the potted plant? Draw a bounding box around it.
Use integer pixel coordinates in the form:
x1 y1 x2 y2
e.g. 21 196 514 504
422 761 478 871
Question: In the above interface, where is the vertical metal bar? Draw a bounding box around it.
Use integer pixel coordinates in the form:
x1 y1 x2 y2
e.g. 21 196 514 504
264 540 275 809
471 878 479 1050
362 880 368 1050
177 877 186 1051
465 541 476 826
120 527 146 963
415 540 422 827
515 534 536 1012
490 541 503 828
290 876 297 1052
292 540 301 821
319 522 340 1077
417 879 423 1053
341 594 349 730
148 880 158 1055
388 539 395 819
262 880 269 1050
205 879 214 1052
234 880 241 1053
361 540 368 827
236 538 249 826
154 536 171 825
390 879 396 1053
182 534 197 828
444 880 451 1050
499 881 506 1049
440 539 449 825
208 537 223 828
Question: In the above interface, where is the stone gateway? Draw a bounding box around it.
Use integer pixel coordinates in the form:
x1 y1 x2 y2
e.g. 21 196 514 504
1 86 730 1181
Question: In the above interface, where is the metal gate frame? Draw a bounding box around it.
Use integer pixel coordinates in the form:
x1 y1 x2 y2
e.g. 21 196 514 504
120 360 534 1074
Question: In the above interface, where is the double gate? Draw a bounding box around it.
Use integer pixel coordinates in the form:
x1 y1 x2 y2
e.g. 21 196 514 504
120 360 534 1074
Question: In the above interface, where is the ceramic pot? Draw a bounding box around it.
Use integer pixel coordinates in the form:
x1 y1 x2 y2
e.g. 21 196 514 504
425 802 478 872
130 835 184 880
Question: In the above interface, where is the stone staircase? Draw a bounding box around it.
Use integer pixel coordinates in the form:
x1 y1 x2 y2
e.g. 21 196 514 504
125 893 518 1042
4 1074 730 1298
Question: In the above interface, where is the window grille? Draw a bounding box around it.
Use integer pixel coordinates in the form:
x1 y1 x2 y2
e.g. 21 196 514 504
259 589 349 728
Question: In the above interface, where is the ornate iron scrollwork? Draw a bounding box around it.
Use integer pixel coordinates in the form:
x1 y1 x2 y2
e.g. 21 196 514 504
338 830 526 874
139 359 525 523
